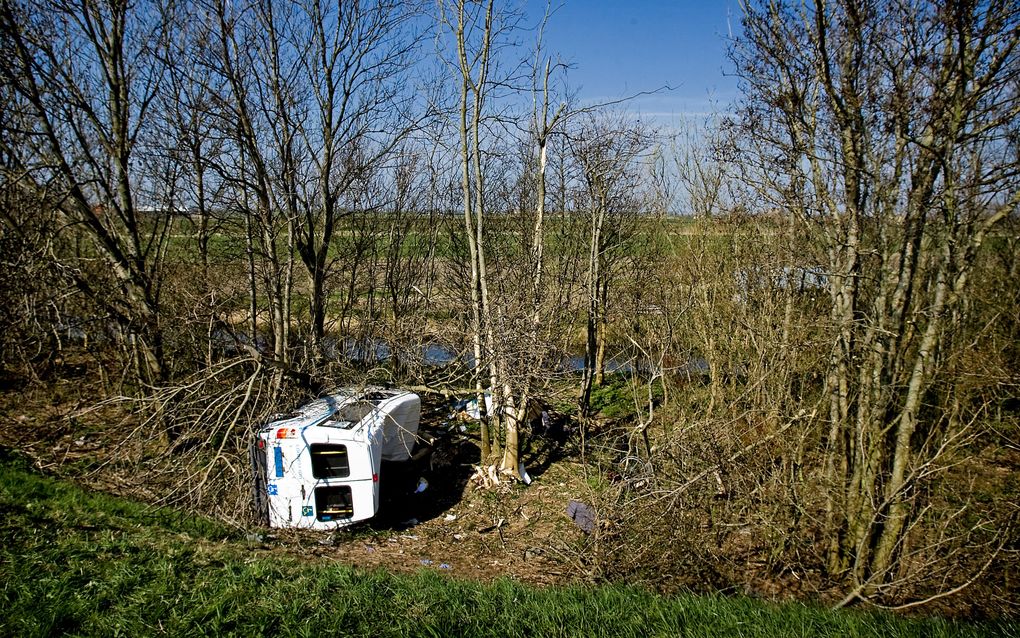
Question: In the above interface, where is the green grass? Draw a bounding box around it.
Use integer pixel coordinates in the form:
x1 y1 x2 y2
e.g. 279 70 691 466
0 449 1010 638
158 212 727 268
587 374 668 420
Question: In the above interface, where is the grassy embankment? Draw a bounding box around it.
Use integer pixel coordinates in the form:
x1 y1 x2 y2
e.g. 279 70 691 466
0 450 1009 638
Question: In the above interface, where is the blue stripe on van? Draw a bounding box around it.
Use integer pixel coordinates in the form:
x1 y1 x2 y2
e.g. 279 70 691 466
274 446 284 477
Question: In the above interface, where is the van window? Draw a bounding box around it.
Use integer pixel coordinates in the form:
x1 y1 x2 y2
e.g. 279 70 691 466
310 444 350 479
314 485 354 521
335 400 374 423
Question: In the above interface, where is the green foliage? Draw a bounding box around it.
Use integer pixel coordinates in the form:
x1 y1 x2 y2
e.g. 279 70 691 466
0 453 1002 638
588 376 637 420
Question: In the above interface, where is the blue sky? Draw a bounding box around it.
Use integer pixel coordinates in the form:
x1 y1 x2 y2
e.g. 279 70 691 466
525 0 741 122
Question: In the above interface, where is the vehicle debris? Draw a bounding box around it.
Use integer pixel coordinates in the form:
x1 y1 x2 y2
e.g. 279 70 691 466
566 500 595 533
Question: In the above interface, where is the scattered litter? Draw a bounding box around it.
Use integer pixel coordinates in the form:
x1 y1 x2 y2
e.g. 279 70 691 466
478 518 506 534
244 533 264 543
453 393 493 420
519 462 532 485
439 563 451 570
567 500 595 533
420 559 433 566
443 513 457 522
399 533 419 540
470 464 501 488
453 533 464 541
472 463 535 488
415 477 429 493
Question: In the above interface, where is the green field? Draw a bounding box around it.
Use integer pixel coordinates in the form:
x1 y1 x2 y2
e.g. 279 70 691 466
0 450 1008 638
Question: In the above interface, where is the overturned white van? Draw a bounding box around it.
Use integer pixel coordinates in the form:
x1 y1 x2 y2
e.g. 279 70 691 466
251 387 421 529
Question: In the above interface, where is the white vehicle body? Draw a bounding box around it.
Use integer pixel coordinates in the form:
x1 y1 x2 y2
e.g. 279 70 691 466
252 388 421 529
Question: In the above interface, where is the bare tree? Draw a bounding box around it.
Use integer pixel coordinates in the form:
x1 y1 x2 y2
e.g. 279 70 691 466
290 0 426 361
0 0 173 384
569 111 653 419
490 4 572 475
732 0 1020 603
205 0 303 388
159 13 230 295
439 0 500 459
